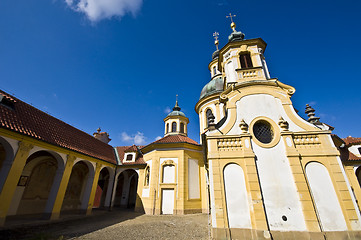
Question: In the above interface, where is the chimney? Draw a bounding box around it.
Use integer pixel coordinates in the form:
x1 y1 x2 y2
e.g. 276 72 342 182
93 127 111 144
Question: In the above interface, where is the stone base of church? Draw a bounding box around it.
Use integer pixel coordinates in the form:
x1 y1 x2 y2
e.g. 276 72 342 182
212 228 361 240
138 207 203 215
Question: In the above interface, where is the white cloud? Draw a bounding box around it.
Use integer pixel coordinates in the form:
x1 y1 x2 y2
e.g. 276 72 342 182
121 131 146 145
164 107 171 114
155 136 162 141
65 0 143 22
307 101 317 106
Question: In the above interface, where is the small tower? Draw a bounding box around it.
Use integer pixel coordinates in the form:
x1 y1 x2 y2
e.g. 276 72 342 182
93 127 111 143
164 97 189 137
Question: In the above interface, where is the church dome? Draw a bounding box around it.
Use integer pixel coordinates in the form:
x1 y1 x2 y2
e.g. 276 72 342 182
167 110 186 117
167 100 186 117
199 76 224 100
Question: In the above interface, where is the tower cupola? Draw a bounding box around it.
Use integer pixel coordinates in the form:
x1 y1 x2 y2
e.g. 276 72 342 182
164 97 189 137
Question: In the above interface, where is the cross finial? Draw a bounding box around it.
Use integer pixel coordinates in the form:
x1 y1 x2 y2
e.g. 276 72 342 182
226 13 236 22
213 32 219 50
226 13 237 31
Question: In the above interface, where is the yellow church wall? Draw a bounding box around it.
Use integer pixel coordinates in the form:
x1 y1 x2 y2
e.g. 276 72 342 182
0 128 117 226
136 146 205 215
343 163 361 213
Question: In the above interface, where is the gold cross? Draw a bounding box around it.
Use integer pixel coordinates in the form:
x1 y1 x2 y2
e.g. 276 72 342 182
226 13 236 23
213 32 219 41
213 32 219 50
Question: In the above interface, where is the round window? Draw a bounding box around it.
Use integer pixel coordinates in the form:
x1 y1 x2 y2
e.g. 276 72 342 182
253 120 274 144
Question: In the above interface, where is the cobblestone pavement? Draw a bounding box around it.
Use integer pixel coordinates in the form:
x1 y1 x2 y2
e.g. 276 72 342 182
0 209 210 240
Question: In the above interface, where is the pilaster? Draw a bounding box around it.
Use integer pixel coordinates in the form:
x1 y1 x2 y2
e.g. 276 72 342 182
86 162 102 215
49 155 76 220
281 132 321 232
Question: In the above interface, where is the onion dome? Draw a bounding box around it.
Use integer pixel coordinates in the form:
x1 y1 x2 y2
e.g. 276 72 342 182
167 100 186 117
199 76 224 100
212 50 219 60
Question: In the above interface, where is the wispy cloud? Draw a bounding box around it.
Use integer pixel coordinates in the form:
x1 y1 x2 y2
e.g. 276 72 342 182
155 136 162 141
307 101 317 106
64 0 143 22
121 131 146 145
164 107 171 114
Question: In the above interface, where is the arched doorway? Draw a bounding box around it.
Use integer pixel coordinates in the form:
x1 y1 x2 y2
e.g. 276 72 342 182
0 137 15 193
128 173 138 208
114 169 138 209
14 151 58 216
93 167 110 208
0 142 5 171
61 161 91 212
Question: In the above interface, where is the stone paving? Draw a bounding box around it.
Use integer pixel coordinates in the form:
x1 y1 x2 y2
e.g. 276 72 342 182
0 209 210 240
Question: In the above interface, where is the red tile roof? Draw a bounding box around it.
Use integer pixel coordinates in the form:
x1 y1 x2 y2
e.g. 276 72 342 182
0 90 116 164
339 148 361 161
343 136 361 146
124 145 140 152
115 146 146 165
150 134 200 145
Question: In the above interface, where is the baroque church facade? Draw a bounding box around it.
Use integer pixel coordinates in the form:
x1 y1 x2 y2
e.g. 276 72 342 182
1 20 361 239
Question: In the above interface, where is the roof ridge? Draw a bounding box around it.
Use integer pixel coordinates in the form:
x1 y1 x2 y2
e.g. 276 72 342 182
0 89 112 148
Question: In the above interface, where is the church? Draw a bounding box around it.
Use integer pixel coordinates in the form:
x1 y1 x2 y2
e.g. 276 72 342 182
1 18 361 240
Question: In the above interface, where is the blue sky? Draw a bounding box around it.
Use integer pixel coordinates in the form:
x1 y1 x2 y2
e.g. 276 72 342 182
0 0 360 146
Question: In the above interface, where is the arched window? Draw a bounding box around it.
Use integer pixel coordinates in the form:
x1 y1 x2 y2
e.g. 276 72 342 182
358 147 361 155
206 109 214 127
213 66 217 75
166 123 169 133
172 122 177 132
144 166 150 186
239 53 253 69
180 123 184 133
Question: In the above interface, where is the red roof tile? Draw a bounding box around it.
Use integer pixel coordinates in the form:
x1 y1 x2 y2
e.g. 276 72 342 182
0 90 116 164
150 134 200 145
339 147 361 161
115 146 146 165
343 136 361 146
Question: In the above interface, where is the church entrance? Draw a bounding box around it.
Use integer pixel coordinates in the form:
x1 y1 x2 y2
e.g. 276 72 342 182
161 189 174 214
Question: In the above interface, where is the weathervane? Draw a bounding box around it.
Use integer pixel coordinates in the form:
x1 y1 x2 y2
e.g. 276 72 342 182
213 32 219 50
226 13 237 32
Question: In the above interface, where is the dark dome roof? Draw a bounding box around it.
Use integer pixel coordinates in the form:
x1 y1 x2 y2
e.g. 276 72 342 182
199 77 224 100
167 110 186 117
167 100 186 117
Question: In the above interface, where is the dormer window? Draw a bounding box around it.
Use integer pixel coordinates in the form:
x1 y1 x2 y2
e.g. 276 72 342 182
239 53 253 69
358 147 361 155
124 152 136 162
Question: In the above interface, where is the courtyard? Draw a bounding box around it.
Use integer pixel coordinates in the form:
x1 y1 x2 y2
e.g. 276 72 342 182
0 209 209 240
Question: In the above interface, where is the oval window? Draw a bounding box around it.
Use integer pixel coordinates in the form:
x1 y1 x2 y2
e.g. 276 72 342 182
253 120 274 144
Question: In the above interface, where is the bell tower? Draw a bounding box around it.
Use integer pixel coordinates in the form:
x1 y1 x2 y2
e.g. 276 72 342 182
196 13 361 240
164 97 189 137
